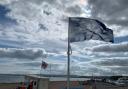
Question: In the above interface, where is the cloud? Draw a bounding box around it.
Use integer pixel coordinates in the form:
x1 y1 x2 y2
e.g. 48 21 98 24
91 42 128 52
65 5 82 15
88 0 128 23
0 0 18 5
0 0 89 49
68 40 128 75
110 67 128 74
88 0 128 37
0 48 46 59
91 58 128 66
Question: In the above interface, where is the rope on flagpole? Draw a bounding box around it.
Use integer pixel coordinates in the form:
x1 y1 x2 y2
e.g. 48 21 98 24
69 45 72 55
40 64 42 78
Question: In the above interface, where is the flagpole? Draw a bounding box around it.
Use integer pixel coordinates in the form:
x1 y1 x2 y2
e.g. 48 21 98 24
67 17 71 89
40 65 42 78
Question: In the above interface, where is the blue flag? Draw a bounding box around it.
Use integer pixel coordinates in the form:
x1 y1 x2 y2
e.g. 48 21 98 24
69 17 114 43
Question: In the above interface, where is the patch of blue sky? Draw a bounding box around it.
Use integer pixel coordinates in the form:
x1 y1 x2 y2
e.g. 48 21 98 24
0 39 25 48
0 58 12 63
114 36 128 43
0 5 16 25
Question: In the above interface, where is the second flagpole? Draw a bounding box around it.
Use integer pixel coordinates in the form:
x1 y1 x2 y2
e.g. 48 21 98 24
67 17 71 89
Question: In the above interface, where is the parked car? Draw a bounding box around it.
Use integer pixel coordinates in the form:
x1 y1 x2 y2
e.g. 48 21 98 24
106 79 116 84
115 78 128 86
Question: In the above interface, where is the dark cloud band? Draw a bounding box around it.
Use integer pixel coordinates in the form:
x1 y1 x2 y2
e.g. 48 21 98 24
0 48 46 59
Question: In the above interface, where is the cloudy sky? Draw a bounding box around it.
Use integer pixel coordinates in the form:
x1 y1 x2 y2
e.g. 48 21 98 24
0 0 128 76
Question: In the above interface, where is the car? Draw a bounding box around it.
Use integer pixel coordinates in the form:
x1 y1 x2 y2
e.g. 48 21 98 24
106 79 116 84
115 78 128 86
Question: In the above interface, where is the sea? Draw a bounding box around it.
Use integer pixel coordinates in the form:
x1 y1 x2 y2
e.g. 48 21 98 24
0 74 25 83
0 74 92 83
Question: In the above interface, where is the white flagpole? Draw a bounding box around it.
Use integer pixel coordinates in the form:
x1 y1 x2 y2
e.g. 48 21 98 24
67 17 71 89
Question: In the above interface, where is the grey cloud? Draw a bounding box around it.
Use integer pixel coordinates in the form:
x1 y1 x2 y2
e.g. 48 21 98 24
39 24 48 31
43 0 83 16
110 67 128 74
43 10 52 15
43 0 58 5
22 0 57 5
89 0 128 15
88 0 128 26
92 58 128 66
105 18 128 26
82 62 128 75
65 5 82 15
16 62 41 67
42 0 128 26
26 0 43 5
0 48 46 59
90 57 128 75
92 42 128 52
80 67 113 76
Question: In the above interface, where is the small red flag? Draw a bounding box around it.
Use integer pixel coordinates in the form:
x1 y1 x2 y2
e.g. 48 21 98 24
41 61 48 69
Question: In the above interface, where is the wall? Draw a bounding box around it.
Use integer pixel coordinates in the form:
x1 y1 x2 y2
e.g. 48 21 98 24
0 83 19 89
38 78 49 89
49 81 90 89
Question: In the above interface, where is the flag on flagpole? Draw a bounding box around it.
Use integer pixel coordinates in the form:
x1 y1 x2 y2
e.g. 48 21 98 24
66 17 114 89
69 17 114 43
41 61 48 69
